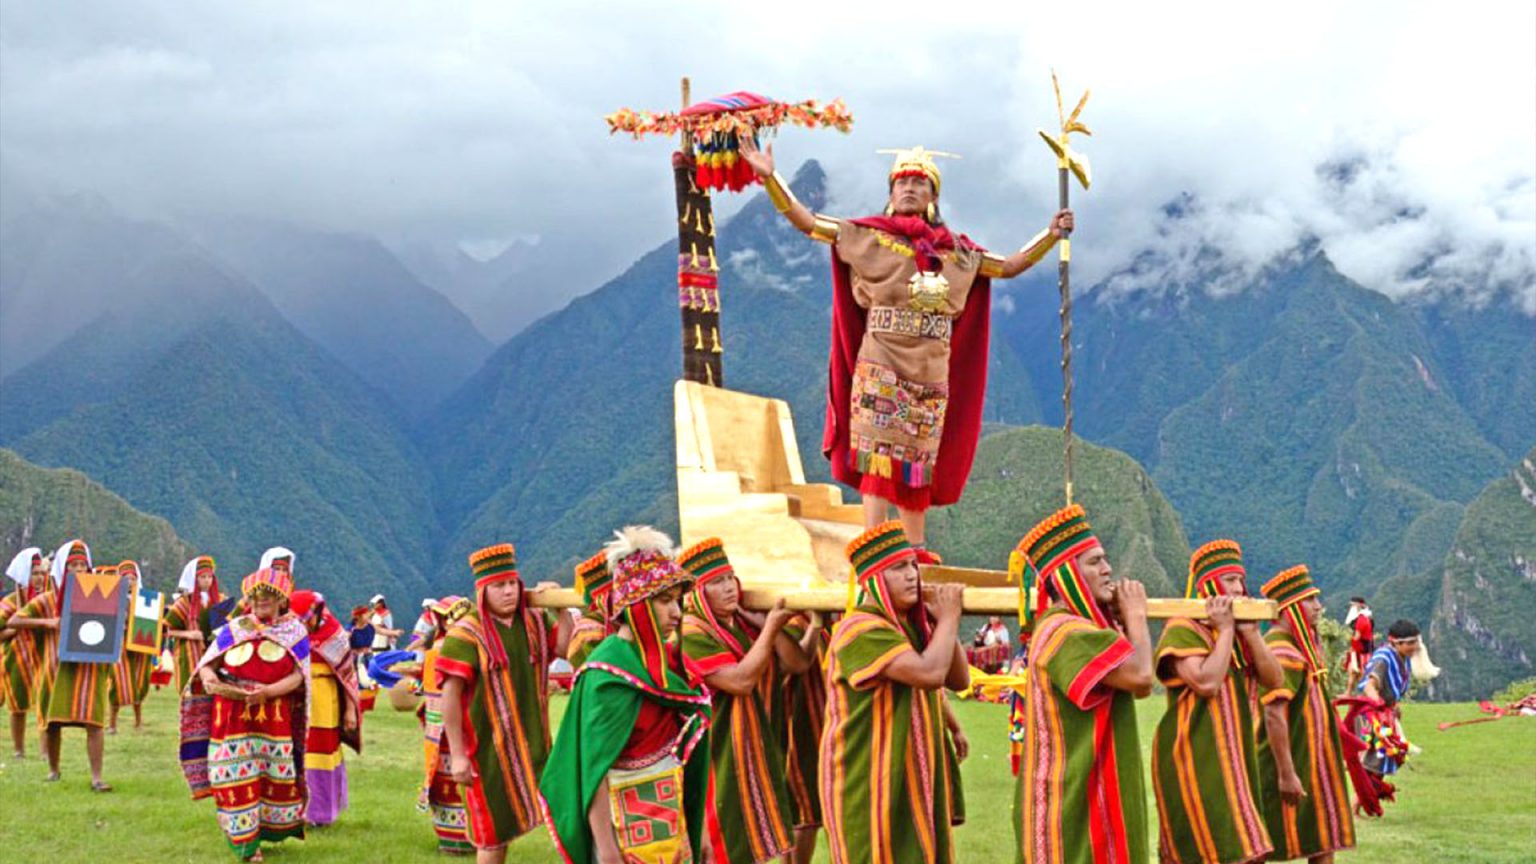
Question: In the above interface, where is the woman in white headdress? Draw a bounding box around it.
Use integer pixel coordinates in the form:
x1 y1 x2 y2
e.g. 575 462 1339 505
1 547 49 758
163 556 222 694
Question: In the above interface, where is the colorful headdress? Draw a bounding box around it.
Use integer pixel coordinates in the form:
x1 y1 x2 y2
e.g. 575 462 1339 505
430 594 472 626
606 526 694 690
468 542 524 670
607 91 853 193
1187 540 1246 599
5 547 42 589
50 539 92 588
1263 564 1326 677
1010 504 1111 639
259 546 295 575
177 555 221 629
1187 539 1251 668
879 146 960 196
845 521 930 647
117 560 140 583
177 556 215 592
241 567 293 602
677 538 734 588
574 550 614 617
679 537 752 659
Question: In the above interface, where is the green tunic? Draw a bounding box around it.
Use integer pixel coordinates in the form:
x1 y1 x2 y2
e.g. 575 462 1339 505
163 596 210 695
437 609 552 848
780 615 827 829
17 591 110 728
1256 629 1355 860
681 612 794 864
540 635 713 864
1 587 42 713
566 612 605 669
819 608 961 864
1152 618 1273 864
1013 607 1147 864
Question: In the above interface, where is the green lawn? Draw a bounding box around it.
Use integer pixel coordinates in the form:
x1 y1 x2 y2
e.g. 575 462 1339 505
1 691 1531 862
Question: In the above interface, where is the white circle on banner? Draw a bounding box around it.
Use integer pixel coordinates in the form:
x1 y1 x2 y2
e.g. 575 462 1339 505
79 620 106 646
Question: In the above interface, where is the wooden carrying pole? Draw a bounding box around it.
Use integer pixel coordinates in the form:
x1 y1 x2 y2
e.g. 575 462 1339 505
525 585 1276 620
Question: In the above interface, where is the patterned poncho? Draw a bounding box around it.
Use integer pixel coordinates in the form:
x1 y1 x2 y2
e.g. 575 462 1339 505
1151 618 1273 864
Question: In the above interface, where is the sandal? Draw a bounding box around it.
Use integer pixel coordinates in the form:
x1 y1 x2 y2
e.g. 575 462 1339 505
44 772 60 782
90 780 113 792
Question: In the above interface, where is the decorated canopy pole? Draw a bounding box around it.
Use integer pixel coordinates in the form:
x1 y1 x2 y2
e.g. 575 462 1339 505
1037 70 1092 504
607 81 853 387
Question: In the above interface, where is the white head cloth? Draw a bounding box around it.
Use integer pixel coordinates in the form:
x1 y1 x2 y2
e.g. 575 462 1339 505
259 546 296 573
6 547 42 588
50 539 92 588
178 556 211 593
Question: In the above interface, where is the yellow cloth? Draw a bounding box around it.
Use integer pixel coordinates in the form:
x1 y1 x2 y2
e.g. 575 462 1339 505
305 662 343 771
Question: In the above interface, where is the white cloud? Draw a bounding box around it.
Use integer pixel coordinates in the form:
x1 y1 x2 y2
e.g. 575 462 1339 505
2 0 1531 317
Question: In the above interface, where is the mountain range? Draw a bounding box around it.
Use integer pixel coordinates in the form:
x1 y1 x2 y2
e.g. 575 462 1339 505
1 161 1530 697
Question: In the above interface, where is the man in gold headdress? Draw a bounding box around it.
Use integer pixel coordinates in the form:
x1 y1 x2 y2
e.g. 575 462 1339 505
742 139 1071 561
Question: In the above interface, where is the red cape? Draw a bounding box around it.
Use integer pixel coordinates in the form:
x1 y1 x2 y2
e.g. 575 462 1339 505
822 216 991 508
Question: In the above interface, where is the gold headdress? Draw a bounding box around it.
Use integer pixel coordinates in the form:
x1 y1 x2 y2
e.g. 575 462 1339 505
878 146 961 196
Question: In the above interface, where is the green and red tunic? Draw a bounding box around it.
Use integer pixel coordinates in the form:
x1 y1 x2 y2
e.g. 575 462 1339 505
1 586 46 714
164 595 210 695
1013 606 1147 864
1256 629 1355 860
17 591 110 728
818 607 961 864
436 609 553 849
780 614 828 830
1152 618 1273 864
566 611 605 669
681 610 795 864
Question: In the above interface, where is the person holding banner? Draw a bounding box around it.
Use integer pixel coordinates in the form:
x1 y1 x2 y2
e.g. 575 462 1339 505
109 560 155 733
1 547 50 759
566 550 612 669
10 540 119 789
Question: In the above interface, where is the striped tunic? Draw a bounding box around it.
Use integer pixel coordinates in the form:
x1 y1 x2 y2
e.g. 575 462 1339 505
1 587 45 714
163 596 209 695
818 608 960 864
1014 607 1147 864
1152 618 1273 864
681 612 794 864
110 649 154 708
1256 629 1355 860
566 612 605 669
436 610 553 848
781 614 828 829
17 592 113 729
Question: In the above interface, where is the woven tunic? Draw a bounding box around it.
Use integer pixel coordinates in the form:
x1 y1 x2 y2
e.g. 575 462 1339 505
1151 619 1273 864
1014 607 1147 864
833 222 982 490
818 608 961 864
1256 629 1355 860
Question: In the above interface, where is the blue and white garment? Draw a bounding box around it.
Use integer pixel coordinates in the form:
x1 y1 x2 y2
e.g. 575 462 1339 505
1357 644 1411 703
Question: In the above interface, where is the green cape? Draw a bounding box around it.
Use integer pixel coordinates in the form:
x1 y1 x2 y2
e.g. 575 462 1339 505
539 635 713 864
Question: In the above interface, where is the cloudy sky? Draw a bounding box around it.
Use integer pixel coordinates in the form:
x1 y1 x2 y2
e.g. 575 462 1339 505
3 0 1532 320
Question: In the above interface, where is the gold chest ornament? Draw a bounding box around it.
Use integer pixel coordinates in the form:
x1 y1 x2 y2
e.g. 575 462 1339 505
907 269 950 313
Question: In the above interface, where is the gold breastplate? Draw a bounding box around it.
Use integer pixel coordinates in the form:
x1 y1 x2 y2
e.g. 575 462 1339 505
908 270 950 312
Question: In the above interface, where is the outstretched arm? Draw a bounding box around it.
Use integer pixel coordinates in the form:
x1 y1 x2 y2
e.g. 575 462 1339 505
978 211 1074 279
740 138 835 240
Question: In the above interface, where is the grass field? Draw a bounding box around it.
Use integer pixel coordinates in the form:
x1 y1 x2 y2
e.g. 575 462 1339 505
2 690 1531 863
